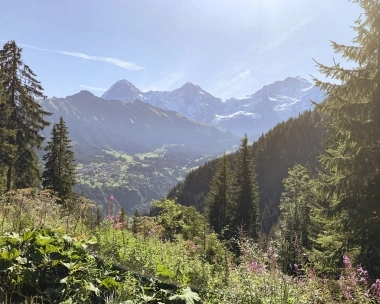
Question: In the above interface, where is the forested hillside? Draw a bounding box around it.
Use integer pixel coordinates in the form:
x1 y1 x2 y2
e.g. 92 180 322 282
167 109 324 232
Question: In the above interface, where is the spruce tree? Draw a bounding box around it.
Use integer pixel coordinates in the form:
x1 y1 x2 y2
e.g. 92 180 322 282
132 209 141 234
120 207 127 229
234 134 260 238
278 164 314 269
205 153 235 236
0 83 16 190
0 40 51 190
313 0 380 275
42 117 76 201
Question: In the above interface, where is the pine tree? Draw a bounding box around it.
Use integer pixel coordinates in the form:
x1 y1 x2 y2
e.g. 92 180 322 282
0 83 16 190
205 153 235 236
278 164 315 270
95 207 102 228
234 134 260 238
0 40 51 190
132 209 141 234
120 207 127 229
313 0 380 275
42 117 76 201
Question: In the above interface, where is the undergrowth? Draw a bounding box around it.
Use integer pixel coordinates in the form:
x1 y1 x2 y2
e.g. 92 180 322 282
1 189 380 303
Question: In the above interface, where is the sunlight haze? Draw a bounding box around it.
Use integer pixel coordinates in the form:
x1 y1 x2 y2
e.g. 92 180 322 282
1 0 360 99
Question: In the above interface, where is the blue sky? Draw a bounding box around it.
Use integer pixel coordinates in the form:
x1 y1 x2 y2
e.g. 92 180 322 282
1 0 360 99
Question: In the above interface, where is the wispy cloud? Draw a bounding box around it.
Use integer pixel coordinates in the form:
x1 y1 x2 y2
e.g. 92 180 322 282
79 85 107 92
259 16 313 55
144 71 184 91
18 43 145 71
212 68 252 99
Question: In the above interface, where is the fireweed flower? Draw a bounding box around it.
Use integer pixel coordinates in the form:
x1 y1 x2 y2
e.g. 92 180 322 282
247 261 263 273
356 266 368 284
343 255 352 268
371 279 380 298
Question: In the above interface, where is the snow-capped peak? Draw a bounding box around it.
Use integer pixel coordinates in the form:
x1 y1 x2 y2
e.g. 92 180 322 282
101 79 143 103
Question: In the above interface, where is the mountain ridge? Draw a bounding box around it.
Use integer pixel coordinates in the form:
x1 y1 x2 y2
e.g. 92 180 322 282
101 77 325 138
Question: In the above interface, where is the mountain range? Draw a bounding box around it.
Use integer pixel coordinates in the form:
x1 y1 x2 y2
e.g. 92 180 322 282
39 91 236 157
102 76 325 138
37 76 325 213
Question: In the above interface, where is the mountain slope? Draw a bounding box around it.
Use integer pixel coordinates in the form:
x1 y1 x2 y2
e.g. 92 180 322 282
40 90 237 155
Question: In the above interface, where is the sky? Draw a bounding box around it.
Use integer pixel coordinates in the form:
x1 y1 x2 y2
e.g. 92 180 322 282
1 0 361 100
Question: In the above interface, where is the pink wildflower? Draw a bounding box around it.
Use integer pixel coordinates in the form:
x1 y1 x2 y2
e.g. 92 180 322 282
343 255 352 268
356 266 368 284
248 261 263 273
371 279 380 298
114 222 122 229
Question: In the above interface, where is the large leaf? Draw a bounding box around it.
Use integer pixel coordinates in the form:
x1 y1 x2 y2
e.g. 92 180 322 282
100 277 120 289
21 230 35 242
156 263 175 279
169 287 201 304
35 235 54 246
0 248 21 261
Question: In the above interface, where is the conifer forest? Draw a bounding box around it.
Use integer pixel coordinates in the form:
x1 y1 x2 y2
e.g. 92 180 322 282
2 1 380 303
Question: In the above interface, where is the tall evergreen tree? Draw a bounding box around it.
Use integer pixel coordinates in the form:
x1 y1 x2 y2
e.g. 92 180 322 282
0 40 51 190
313 0 380 275
234 134 260 238
205 153 235 236
278 164 315 269
0 83 16 190
42 117 76 201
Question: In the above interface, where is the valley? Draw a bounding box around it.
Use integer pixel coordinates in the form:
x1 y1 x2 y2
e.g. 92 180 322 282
74 145 224 213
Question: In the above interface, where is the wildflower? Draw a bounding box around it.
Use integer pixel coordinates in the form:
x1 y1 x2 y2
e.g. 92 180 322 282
371 279 380 298
271 253 279 262
356 266 368 284
114 222 122 229
343 255 352 268
248 261 263 273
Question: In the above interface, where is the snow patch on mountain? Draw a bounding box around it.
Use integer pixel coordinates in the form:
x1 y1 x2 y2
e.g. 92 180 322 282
213 111 262 124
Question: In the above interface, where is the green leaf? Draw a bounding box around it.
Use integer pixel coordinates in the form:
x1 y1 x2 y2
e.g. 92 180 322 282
50 251 64 260
100 277 120 289
60 276 68 284
156 263 175 279
169 287 201 304
0 248 21 261
61 261 76 270
21 230 35 242
0 260 12 271
29 251 43 264
35 235 54 246
15 256 27 264
62 235 73 243
87 282 100 296
86 236 97 245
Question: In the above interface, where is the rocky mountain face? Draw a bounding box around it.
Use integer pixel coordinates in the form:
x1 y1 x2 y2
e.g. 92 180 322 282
102 76 325 139
101 80 143 104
